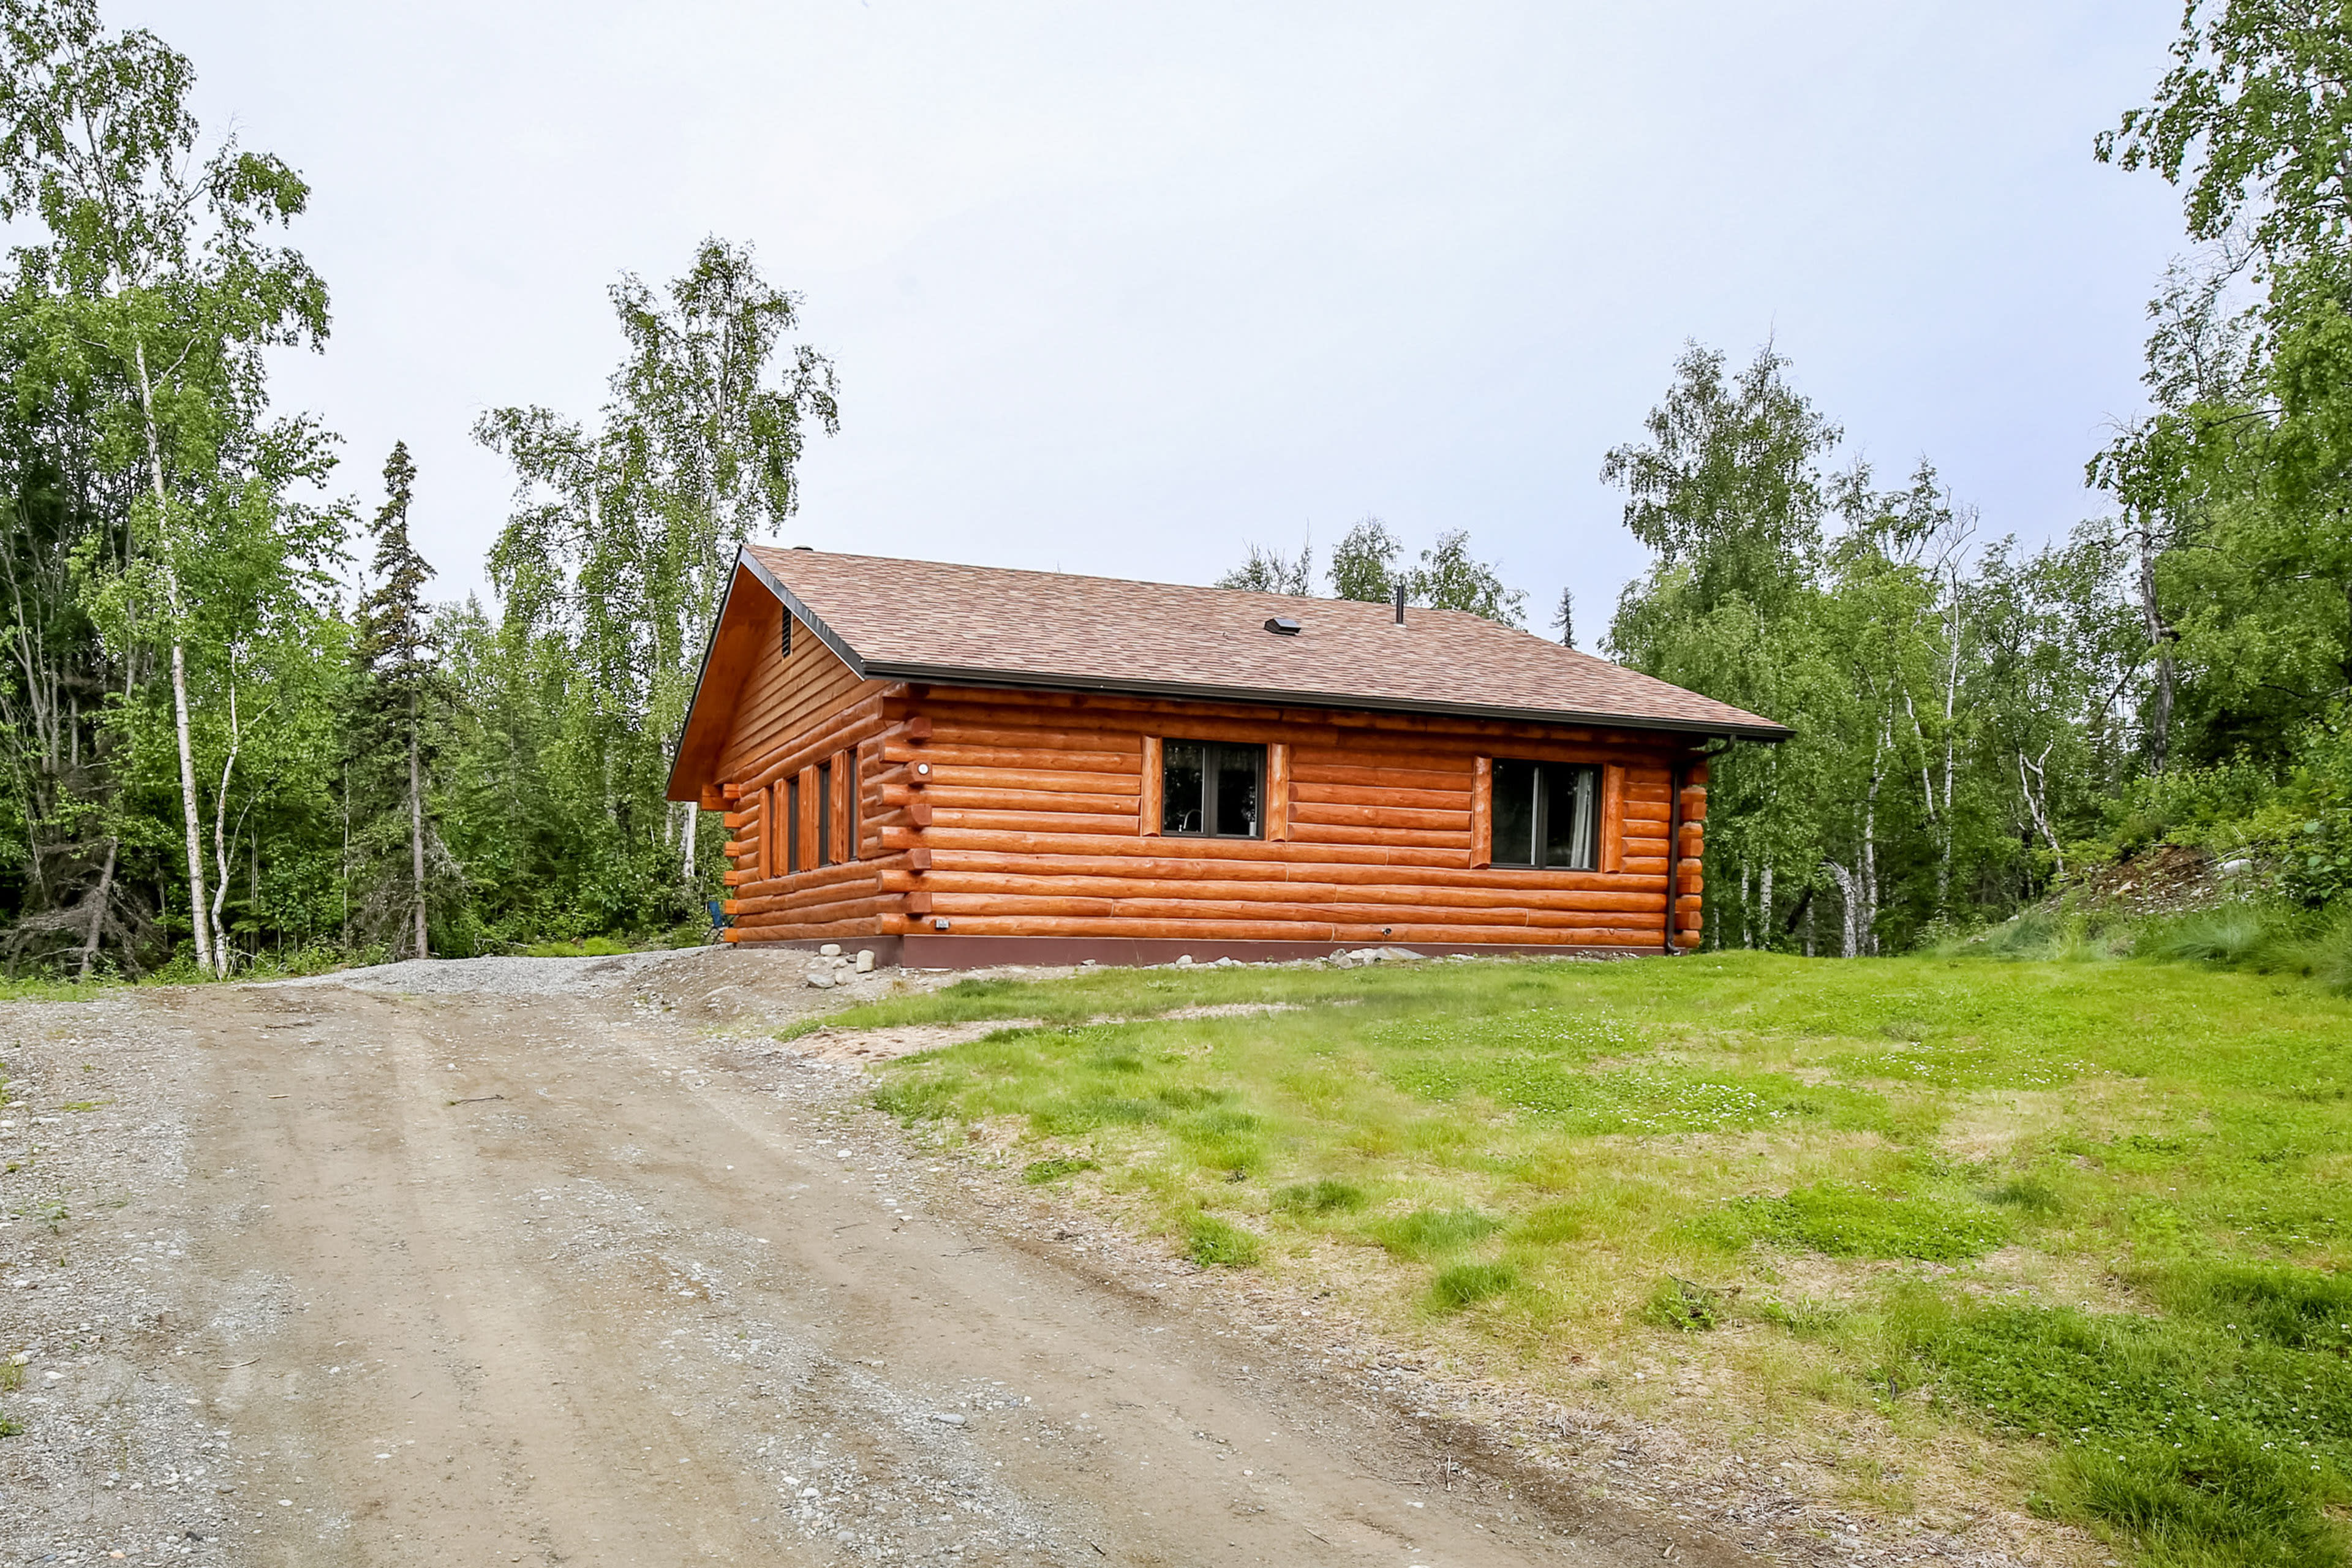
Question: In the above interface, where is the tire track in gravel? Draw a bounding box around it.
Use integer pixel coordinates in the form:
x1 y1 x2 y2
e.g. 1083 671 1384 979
172 973 1612 1567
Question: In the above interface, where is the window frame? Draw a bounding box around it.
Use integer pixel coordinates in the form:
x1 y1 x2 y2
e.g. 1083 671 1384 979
815 759 834 867
785 775 802 873
1488 757 1601 872
1158 737 1267 840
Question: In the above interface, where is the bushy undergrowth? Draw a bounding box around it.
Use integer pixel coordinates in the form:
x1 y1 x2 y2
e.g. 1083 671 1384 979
1950 901 2352 993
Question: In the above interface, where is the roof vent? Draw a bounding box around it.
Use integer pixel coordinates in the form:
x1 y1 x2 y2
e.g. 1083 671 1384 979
791 545 814 551
1392 581 1406 625
1264 616 1302 636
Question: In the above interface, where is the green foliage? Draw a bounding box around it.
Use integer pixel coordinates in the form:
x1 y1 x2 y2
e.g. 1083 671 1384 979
1371 1206 1498 1260
1272 1178 1366 1215
1183 1213 1262 1267
1705 1182 2013 1261
1430 1262 1516 1312
1642 1274 1727 1332
1300 515 1525 624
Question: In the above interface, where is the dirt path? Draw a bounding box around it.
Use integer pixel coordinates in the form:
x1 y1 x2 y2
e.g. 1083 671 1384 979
0 954 1684 1566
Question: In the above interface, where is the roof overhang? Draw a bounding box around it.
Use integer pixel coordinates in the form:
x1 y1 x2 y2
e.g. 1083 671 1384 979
671 546 1790 801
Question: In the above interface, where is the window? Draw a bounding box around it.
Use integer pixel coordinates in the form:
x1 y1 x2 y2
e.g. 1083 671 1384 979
815 760 834 867
1491 758 1599 870
785 776 802 873
1161 739 1263 837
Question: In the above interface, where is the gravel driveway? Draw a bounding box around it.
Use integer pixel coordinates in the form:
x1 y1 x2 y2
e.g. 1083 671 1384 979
0 950 1679 1567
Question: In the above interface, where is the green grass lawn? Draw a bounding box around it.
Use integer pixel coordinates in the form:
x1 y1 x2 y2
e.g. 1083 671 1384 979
826 951 2352 1567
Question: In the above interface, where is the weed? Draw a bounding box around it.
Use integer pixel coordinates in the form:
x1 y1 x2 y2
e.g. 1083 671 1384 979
1273 1179 1367 1215
1371 1207 1498 1261
58 1101 104 1114
1431 1262 1517 1312
0 1419 18 1438
1022 1156 1099 1185
1758 1297 1847 1337
1986 1176 2065 1215
35 1202 64 1235
1644 1275 1730 1332
1184 1213 1262 1267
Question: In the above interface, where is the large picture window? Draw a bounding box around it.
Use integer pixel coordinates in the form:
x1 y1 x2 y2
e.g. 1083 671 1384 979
1491 758 1599 870
1161 739 1264 837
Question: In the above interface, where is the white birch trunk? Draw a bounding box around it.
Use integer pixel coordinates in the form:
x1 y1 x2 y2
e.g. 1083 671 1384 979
134 338 214 976
1823 861 1861 958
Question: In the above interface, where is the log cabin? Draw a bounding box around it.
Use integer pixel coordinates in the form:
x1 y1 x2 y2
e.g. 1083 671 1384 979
666 547 1789 967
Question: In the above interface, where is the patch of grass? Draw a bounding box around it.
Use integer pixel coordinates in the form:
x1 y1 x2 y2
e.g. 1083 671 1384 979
1022 1156 1099 1185
1184 1213 1262 1267
0 1419 18 1438
1902 1284 2352 1566
58 1101 104 1114
1273 1178 1367 1215
1705 1182 2013 1261
850 949 2352 1566
1644 1275 1730 1332
1371 1207 1498 1261
1431 1262 1517 1312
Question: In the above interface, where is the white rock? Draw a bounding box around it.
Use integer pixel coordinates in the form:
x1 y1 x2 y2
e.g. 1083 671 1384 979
930 1412 967 1426
819 943 842 957
854 950 876 973
1213 956 1239 968
2222 858 2253 875
1174 955 1193 967
806 970 837 989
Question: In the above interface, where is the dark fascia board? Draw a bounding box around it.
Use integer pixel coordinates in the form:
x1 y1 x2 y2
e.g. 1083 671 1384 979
737 548 871 676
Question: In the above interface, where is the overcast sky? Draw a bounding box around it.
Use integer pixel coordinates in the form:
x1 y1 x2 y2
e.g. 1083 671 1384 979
139 1 2187 638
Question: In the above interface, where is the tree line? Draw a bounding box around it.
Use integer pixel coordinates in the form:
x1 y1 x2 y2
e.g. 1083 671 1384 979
0 0 2340 974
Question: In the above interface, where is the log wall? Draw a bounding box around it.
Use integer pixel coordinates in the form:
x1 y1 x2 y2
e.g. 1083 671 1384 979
716 669 1709 952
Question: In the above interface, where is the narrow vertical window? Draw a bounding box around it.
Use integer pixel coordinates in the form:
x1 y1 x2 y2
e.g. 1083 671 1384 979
1160 739 1265 838
816 760 834 868
1489 758 1599 870
785 777 802 873
842 748 860 862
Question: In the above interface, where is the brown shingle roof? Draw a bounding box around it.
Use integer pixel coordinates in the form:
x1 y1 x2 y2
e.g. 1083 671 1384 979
741 546 1790 741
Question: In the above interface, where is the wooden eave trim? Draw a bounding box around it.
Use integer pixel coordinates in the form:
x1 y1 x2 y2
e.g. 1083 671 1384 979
665 559 768 802
856 662 1794 744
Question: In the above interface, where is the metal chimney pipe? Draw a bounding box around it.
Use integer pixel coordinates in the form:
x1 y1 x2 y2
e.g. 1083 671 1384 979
1392 581 1406 625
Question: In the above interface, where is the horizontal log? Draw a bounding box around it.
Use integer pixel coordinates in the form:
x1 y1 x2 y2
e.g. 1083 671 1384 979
908 913 1662 945
926 807 1144 834
918 722 1147 756
1292 782 1468 812
924 685 1675 748
901 826 1470 869
1291 802 1469 832
918 890 1659 929
1291 761 1472 791
924 764 1142 796
1287 823 1467 850
721 859 880 900
722 810 755 831
920 847 1663 893
882 741 1136 774
884 869 1665 913
907 785 1140 816
733 892 894 923
723 870 753 886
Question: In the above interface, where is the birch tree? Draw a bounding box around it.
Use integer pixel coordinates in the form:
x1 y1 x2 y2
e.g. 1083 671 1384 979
0 0 328 971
